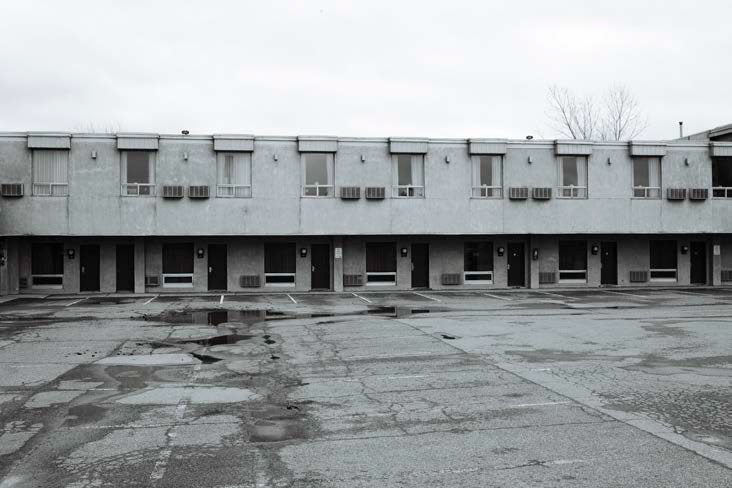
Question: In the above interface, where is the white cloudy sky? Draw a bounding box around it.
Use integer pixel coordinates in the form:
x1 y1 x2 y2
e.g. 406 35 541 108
0 0 730 139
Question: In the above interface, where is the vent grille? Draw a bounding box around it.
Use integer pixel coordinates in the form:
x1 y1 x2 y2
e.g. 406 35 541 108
509 187 529 200
721 270 732 282
188 185 209 198
688 188 708 200
239 275 261 288
532 187 552 200
539 272 557 284
666 188 686 200
441 273 461 285
1 183 23 197
145 275 160 286
162 185 184 198
629 270 648 283
340 186 361 199
19 277 28 289
365 186 385 199
343 274 364 286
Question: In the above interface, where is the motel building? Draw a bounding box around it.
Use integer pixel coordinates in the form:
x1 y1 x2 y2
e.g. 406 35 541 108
0 124 732 296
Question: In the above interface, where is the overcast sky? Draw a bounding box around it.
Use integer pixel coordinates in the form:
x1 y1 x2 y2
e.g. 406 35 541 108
1 1 730 140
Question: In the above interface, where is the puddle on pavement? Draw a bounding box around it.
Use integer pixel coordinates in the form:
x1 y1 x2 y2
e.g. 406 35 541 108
191 352 223 364
175 334 253 347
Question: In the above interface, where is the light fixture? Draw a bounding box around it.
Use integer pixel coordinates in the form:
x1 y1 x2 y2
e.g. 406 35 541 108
0 253 5 266
591 245 599 255
532 248 539 260
445 156 451 164
300 247 308 258
684 157 689 166
497 246 505 257
183 152 189 161
400 247 408 257
528 156 533 164
181 130 190 135
681 245 689 254
196 248 205 259
91 150 97 160
67 249 75 260
607 157 611 166
273 153 279 162
360 154 366 163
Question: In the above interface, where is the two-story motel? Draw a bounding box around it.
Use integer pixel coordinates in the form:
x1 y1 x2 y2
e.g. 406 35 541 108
1 125 731 295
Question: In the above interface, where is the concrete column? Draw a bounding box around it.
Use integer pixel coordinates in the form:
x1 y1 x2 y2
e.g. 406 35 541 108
397 238 412 290
528 238 539 289
333 237 343 292
100 242 116 293
0 238 19 295
296 241 311 291
677 239 691 286
494 240 508 288
712 238 722 286
193 239 208 292
134 238 145 294
64 242 80 294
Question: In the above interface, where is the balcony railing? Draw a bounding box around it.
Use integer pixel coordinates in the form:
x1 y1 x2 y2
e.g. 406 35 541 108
32 183 68 196
122 183 155 196
302 184 333 197
712 187 732 198
633 186 661 198
557 186 587 199
393 185 424 198
471 186 502 198
217 184 251 198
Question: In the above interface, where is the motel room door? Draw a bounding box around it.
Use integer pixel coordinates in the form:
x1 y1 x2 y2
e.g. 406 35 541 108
411 243 429 289
115 244 135 292
311 244 331 290
690 242 707 285
507 243 525 287
208 244 228 291
80 245 100 292
601 241 618 285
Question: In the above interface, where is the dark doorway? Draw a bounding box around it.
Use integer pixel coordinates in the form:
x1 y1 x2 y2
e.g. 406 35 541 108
601 241 618 285
311 244 331 290
690 241 707 285
507 243 525 287
80 245 100 292
411 243 430 288
116 244 135 292
208 244 228 291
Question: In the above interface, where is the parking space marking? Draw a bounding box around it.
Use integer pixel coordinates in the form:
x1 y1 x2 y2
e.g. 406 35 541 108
512 401 572 408
287 294 297 304
65 297 87 307
484 293 512 301
413 292 441 302
604 290 651 301
538 291 574 301
144 295 158 305
219 295 224 304
352 293 372 304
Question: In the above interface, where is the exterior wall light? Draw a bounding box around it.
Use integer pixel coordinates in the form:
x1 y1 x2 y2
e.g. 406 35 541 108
445 156 451 164
681 245 689 254
361 154 366 163
67 249 75 260
497 246 505 257
300 247 308 258
532 248 539 260
400 247 408 257
91 150 97 160
607 157 611 166
528 156 533 164
183 152 189 161
196 248 205 259
273 153 279 162
0 253 5 266
591 245 599 255
684 157 690 166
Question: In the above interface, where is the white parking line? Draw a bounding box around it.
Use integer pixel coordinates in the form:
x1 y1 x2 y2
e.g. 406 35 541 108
65 297 87 307
604 290 651 301
352 292 372 304
287 294 297 304
512 401 572 408
144 295 158 305
413 292 440 302
538 291 573 300
484 293 512 301
219 295 224 304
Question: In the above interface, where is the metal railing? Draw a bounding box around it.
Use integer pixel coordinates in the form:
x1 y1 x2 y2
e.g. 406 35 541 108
32 183 68 196
122 183 156 196
557 186 587 199
712 187 732 198
302 185 333 197
463 271 493 284
633 186 661 198
471 186 502 198
393 185 424 198
366 272 396 285
217 184 251 198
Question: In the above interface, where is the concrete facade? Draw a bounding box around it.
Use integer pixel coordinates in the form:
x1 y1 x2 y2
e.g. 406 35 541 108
1 131 732 294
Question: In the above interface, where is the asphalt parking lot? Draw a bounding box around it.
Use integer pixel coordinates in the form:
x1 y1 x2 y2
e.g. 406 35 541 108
0 288 730 487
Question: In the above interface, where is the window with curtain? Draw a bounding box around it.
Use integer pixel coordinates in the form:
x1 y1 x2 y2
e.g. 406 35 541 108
559 240 587 282
32 150 68 196
712 157 732 198
649 240 677 281
121 151 155 196
217 152 252 197
464 242 494 283
162 243 193 287
366 242 397 284
264 243 296 285
31 243 64 287
632 157 661 198
393 154 425 197
558 156 588 198
471 156 502 198
301 153 334 197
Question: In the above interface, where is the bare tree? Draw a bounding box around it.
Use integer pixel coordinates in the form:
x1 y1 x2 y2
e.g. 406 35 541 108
546 84 647 141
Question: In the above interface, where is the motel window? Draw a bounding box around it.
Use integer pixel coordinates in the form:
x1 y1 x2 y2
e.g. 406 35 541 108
471 155 502 198
558 156 588 198
31 243 64 288
464 242 493 284
264 243 296 286
366 243 397 285
632 157 661 198
302 153 334 197
162 243 193 288
217 152 252 197
121 151 156 196
32 150 68 196
649 240 677 282
393 154 425 198
559 240 587 283
712 158 732 198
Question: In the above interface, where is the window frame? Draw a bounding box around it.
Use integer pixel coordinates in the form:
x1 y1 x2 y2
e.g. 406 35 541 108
216 152 252 198
558 240 588 283
301 153 335 198
649 240 678 282
366 242 397 286
631 157 662 199
32 150 69 197
392 154 425 198
264 243 297 287
471 155 503 199
711 157 732 198
463 242 494 284
31 243 64 289
121 150 156 197
162 243 194 288
557 155 588 199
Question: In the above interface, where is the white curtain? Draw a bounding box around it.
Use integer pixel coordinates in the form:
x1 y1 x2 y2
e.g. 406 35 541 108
326 153 334 186
491 156 501 187
218 153 251 186
471 156 482 189
411 155 424 186
648 157 660 188
33 150 68 184
576 157 587 187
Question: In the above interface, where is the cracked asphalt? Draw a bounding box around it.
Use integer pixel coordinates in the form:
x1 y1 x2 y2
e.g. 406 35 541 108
0 288 730 487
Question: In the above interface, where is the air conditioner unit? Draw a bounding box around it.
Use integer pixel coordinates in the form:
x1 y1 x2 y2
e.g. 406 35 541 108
239 275 261 288
162 185 184 198
508 187 529 200
688 188 708 201
1 183 24 197
340 186 361 199
441 273 461 285
145 275 160 286
629 270 648 283
532 187 552 200
539 272 556 284
666 188 686 200
343 274 364 286
365 186 386 199
188 185 210 198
